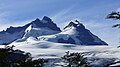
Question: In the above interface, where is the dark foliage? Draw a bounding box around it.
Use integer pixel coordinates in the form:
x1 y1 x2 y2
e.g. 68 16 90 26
112 24 120 28
106 11 120 28
0 46 47 67
106 12 120 20
61 51 90 67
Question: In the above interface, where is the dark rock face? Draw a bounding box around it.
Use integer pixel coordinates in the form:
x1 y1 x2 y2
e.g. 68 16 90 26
76 31 107 45
63 20 108 45
31 16 61 32
64 21 85 30
42 16 52 22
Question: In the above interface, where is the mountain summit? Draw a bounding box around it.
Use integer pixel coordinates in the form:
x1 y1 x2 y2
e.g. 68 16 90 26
64 20 85 30
21 17 61 41
30 16 61 31
39 20 108 45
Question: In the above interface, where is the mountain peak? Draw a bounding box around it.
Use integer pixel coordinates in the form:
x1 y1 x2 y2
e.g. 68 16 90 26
32 18 41 23
71 20 81 24
42 16 52 22
34 18 41 22
64 20 85 30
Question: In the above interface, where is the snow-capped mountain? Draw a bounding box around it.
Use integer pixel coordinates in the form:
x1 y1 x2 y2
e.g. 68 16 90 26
0 16 107 45
39 20 108 45
0 16 61 45
18 16 61 42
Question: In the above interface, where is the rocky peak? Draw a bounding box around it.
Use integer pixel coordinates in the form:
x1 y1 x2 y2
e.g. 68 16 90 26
64 20 85 30
42 16 52 22
32 18 41 23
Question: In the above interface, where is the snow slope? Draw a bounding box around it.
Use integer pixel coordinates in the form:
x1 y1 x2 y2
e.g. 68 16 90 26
8 37 120 67
17 25 60 42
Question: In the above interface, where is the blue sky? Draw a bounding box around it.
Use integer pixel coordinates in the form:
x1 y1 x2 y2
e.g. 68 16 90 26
0 0 120 45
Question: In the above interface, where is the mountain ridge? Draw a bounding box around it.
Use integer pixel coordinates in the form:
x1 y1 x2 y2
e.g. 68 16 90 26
0 16 108 45
0 16 61 45
38 20 108 45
